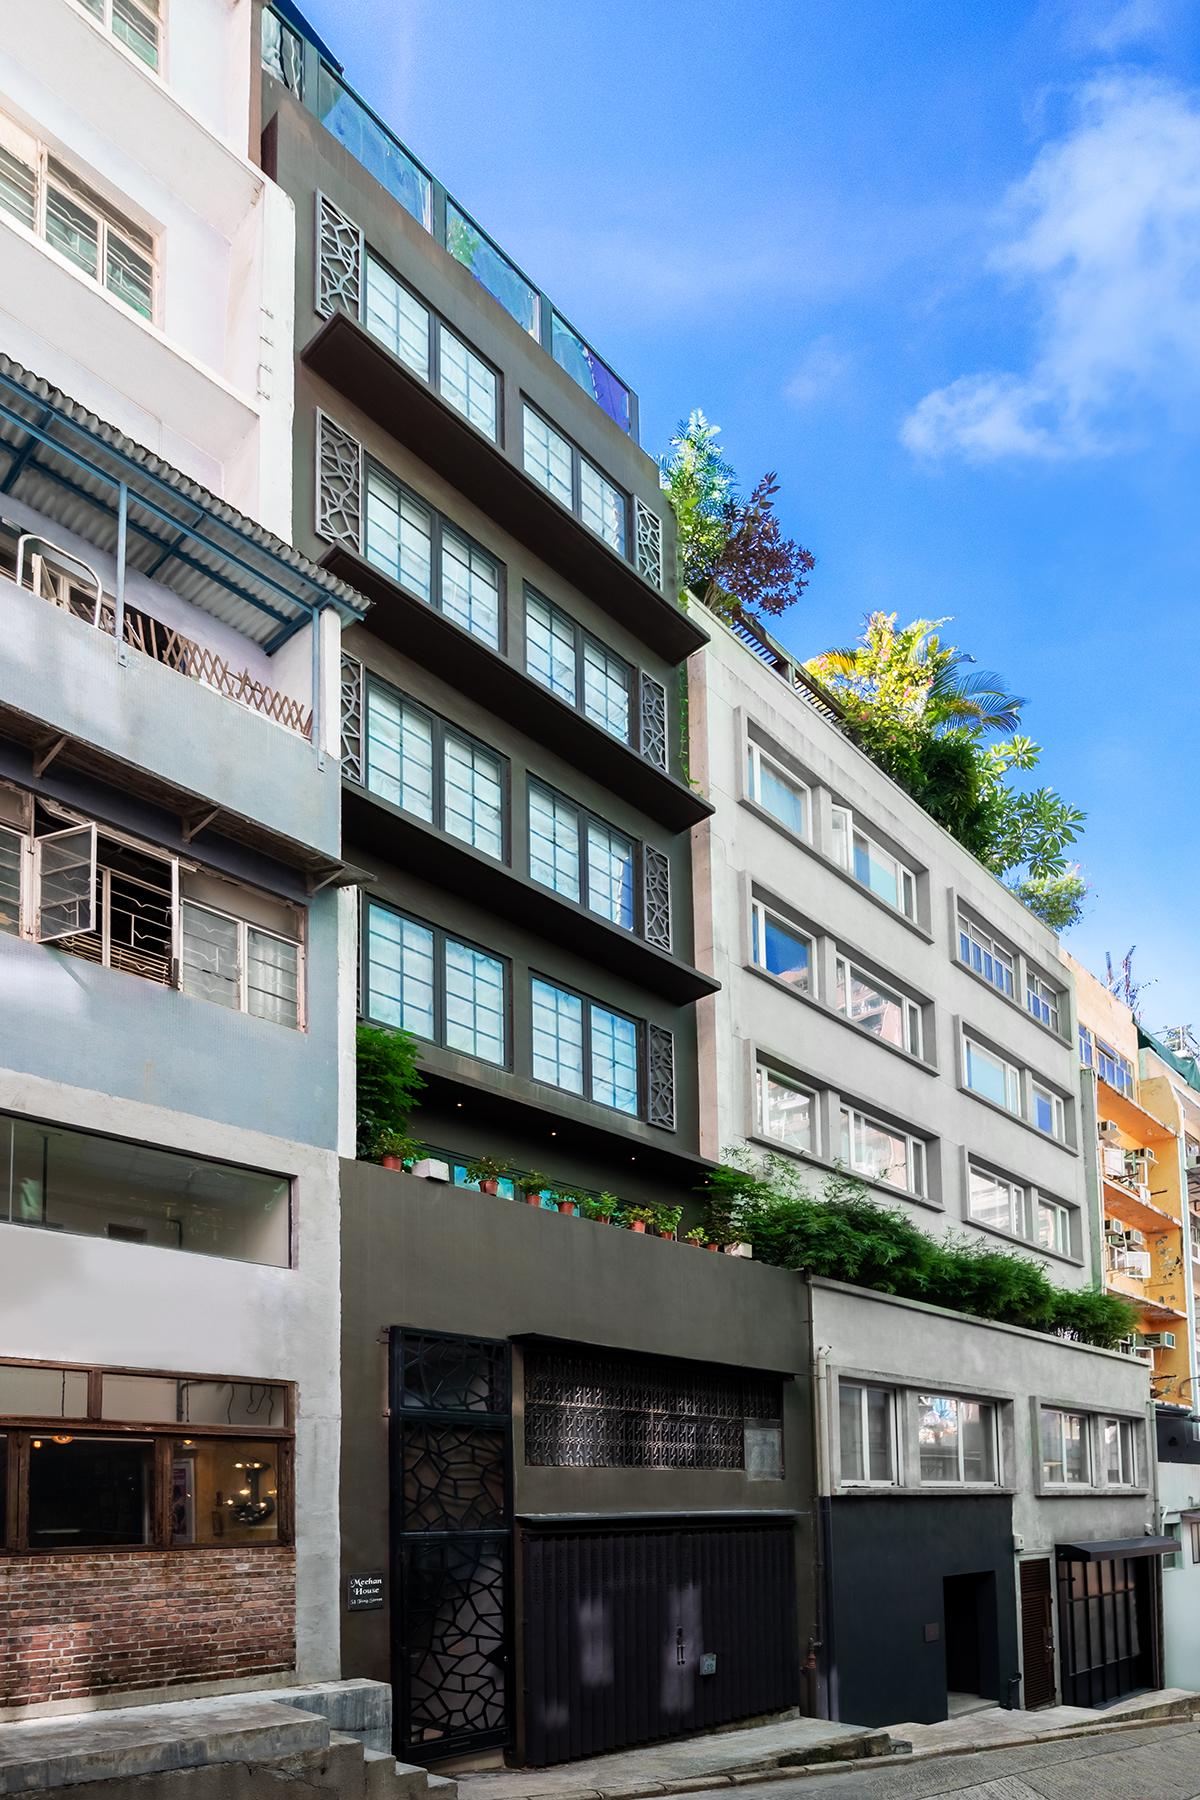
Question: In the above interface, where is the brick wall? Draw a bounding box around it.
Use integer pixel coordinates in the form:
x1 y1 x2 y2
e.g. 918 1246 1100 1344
0 1547 295 1708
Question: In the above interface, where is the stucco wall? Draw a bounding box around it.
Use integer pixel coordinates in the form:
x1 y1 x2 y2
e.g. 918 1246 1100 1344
1159 1459 1200 1690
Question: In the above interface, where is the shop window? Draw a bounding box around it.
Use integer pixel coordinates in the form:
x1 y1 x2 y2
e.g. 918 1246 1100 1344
170 1438 281 1546
27 1435 154 1549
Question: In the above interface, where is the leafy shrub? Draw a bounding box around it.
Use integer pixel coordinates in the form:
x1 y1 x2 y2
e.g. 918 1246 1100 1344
356 1024 425 1160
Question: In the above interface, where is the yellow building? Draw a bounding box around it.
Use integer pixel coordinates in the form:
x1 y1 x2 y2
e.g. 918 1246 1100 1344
1137 1029 1200 1409
1067 957 1194 1404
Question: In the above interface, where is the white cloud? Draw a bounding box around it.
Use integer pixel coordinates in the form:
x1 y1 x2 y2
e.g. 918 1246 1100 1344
784 336 851 407
1083 0 1172 52
902 74 1200 461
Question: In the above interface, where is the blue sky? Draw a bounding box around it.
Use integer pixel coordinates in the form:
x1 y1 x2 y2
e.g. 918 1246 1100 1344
303 0 1200 1032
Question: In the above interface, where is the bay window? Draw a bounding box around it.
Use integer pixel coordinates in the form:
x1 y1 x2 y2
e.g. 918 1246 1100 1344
839 1382 895 1484
830 806 916 918
917 1393 998 1484
839 1107 926 1197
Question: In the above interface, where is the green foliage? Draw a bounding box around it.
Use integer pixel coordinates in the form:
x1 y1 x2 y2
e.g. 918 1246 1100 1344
581 1192 620 1222
623 1204 662 1227
683 1226 708 1245
807 614 1085 927
660 411 733 600
372 1127 423 1165
356 1025 425 1161
702 1154 1138 1349
464 1155 510 1186
657 1205 684 1237
521 1171 554 1200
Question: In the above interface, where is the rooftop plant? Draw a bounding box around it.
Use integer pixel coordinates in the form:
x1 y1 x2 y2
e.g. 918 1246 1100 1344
702 1154 1137 1350
356 1024 425 1161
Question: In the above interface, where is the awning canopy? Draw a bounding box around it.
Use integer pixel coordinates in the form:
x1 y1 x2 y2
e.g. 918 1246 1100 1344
1057 1537 1178 1562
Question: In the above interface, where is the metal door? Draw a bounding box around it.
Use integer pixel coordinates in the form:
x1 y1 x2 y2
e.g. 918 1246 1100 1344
1019 1559 1056 1709
390 1329 512 1760
1055 1554 1157 1706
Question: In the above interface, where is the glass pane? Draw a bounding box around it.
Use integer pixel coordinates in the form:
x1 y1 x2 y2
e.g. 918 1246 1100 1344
579 458 626 553
181 903 240 1009
1041 1409 1063 1482
866 1387 892 1480
364 467 432 599
261 10 304 94
1063 1412 1088 1483
447 201 538 334
757 1068 812 1151
316 65 430 227
441 529 500 648
918 1393 960 1481
0 826 22 935
364 256 429 378
1037 1201 1069 1256
2 1115 291 1265
247 931 299 1028
581 639 630 740
106 232 153 317
439 325 498 440
838 963 906 1048
101 1374 288 1427
0 1364 89 1418
838 1385 864 1481
1033 1087 1060 1137
531 978 583 1093
36 825 96 941
590 1004 638 1114
366 687 434 818
0 1435 5 1547
830 807 851 870
444 939 505 1064
550 312 631 432
751 749 805 835
522 406 572 505
443 734 503 859
755 909 811 991
45 184 99 278
112 0 160 68
366 905 434 1039
172 1438 281 1546
969 1167 1025 1238
0 146 37 232
961 1402 995 1482
844 1110 916 1192
529 786 580 900
585 821 634 929
28 1435 153 1548
965 1040 1015 1111
743 1422 783 1481
1102 1419 1122 1483
526 592 577 702
853 832 900 909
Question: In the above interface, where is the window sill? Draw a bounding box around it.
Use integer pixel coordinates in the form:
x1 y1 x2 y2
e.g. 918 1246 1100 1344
745 1133 943 1214
965 1214 1084 1269
739 797 933 941
957 956 1070 1049
837 1484 1017 1499
1037 1484 1150 1500
958 1079 1078 1155
744 962 937 1076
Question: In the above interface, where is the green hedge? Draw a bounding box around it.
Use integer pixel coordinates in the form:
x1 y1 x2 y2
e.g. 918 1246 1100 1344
703 1158 1138 1349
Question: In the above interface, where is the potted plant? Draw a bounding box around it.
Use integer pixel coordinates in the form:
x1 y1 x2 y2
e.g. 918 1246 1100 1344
373 1128 422 1172
554 1186 587 1218
656 1205 683 1240
581 1192 620 1225
623 1205 660 1236
355 1024 424 1162
683 1226 707 1247
521 1171 554 1208
464 1155 509 1197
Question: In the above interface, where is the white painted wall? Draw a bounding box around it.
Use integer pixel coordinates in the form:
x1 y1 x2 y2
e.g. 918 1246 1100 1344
1160 1456 1200 1688
0 0 294 536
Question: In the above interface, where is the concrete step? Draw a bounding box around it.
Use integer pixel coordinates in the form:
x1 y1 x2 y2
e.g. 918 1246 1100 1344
360 1749 434 1800
426 1775 460 1800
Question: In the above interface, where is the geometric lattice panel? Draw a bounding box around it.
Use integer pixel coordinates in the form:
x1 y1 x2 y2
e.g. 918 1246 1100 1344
399 1334 509 1417
402 1423 507 1533
316 192 362 320
403 1539 508 1748
340 652 364 783
646 1022 676 1131
642 845 672 950
639 673 668 771
315 411 362 551
634 497 663 590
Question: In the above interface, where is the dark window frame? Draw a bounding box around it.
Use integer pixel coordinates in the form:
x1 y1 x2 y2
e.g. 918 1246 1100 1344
526 775 640 935
521 399 630 556
0 1356 294 1556
361 245 504 446
363 456 509 654
523 584 634 745
529 970 644 1117
362 674 511 863
362 899 512 1070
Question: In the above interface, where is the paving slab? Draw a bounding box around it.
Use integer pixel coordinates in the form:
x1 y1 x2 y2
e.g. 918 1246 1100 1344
456 1719 893 1800
890 1685 1200 1760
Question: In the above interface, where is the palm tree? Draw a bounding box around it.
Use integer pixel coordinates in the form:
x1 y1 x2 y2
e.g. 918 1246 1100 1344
807 616 1023 739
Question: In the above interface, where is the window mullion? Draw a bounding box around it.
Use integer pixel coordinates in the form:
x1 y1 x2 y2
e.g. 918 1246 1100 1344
578 811 589 910
432 716 446 834
580 998 593 1103
99 865 112 968
238 919 249 1014
434 926 446 1049
429 509 443 618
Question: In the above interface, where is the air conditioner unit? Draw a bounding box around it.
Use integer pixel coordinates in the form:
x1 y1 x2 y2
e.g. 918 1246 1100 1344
1138 1332 1176 1350
1099 1119 1121 1139
1137 1184 1154 1202
1144 1149 1158 1165
1126 1228 1147 1247
1187 1147 1200 1171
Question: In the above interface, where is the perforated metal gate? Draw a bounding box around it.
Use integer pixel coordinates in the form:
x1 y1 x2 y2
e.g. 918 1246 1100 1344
389 1329 513 1761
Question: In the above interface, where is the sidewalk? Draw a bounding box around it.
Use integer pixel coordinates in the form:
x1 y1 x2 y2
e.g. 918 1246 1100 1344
892 1684 1200 1758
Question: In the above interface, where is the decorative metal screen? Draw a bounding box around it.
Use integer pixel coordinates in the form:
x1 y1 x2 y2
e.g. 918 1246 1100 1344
639 673 668 771
642 845 671 951
341 652 364 783
523 1346 781 1470
315 411 362 550
315 192 362 320
634 497 663 590
647 1023 676 1130
390 1330 512 1761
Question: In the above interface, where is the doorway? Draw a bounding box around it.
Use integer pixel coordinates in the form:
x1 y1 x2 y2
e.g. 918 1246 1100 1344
1020 1559 1056 1709
943 1572 998 1709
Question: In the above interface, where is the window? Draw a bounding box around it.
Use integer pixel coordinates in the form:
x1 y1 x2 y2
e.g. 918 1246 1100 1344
1100 1417 1138 1486
527 782 635 929
756 1065 815 1154
261 6 303 93
969 1165 1033 1240
1027 972 1060 1032
835 957 922 1056
522 405 629 555
362 254 499 441
831 806 916 918
839 1382 894 1484
751 901 813 993
958 914 1015 998
1032 1081 1066 1142
1164 1521 1183 1570
1079 1024 1094 1069
0 1113 291 1266
1096 1039 1135 1098
840 1108 927 1197
1041 1408 1090 1486
364 464 502 649
78 0 162 68
524 590 633 742
1038 1197 1072 1257
1189 1518 1200 1564
746 742 808 838
0 119 155 319
918 1394 998 1484
963 1037 1021 1113
364 902 507 1066
0 1360 292 1554
181 905 300 1028
530 977 640 1115
362 684 505 859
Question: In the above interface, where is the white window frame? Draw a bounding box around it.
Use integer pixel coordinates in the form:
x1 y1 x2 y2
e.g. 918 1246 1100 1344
1040 1407 1091 1488
838 1381 897 1487
968 1163 1033 1240
1032 1081 1066 1142
755 1063 817 1155
962 1035 1022 1115
916 1392 1000 1486
750 899 815 995
746 740 809 839
830 804 916 919
957 911 1015 998
834 954 922 1057
74 0 164 73
1026 971 1060 1032
839 1106 927 1198
180 900 305 1029
1100 1416 1139 1487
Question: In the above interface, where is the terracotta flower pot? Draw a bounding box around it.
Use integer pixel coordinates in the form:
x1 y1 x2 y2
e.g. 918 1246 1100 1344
706 1242 718 1252
382 1154 405 1171
557 1200 577 1217
525 1193 542 1206
630 1220 646 1234
480 1179 500 1196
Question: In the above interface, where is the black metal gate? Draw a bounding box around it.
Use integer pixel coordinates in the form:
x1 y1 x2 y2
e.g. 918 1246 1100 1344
1055 1553 1158 1707
389 1329 512 1761
521 1518 799 1766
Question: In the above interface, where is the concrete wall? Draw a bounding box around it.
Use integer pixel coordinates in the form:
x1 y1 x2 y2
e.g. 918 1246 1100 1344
0 0 294 532
690 612 1091 1281
1160 1459 1200 1691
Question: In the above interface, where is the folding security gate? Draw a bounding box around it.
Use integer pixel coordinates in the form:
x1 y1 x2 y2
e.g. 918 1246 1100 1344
389 1329 513 1761
521 1518 799 1766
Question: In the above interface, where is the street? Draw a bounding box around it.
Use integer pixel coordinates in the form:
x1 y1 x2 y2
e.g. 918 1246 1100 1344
672 1720 1200 1798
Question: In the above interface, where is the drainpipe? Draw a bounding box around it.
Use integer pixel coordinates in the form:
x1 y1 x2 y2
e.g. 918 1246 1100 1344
812 1333 835 1721
114 482 128 667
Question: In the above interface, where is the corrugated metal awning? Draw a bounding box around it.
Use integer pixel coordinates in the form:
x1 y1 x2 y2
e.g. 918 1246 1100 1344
0 354 370 648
